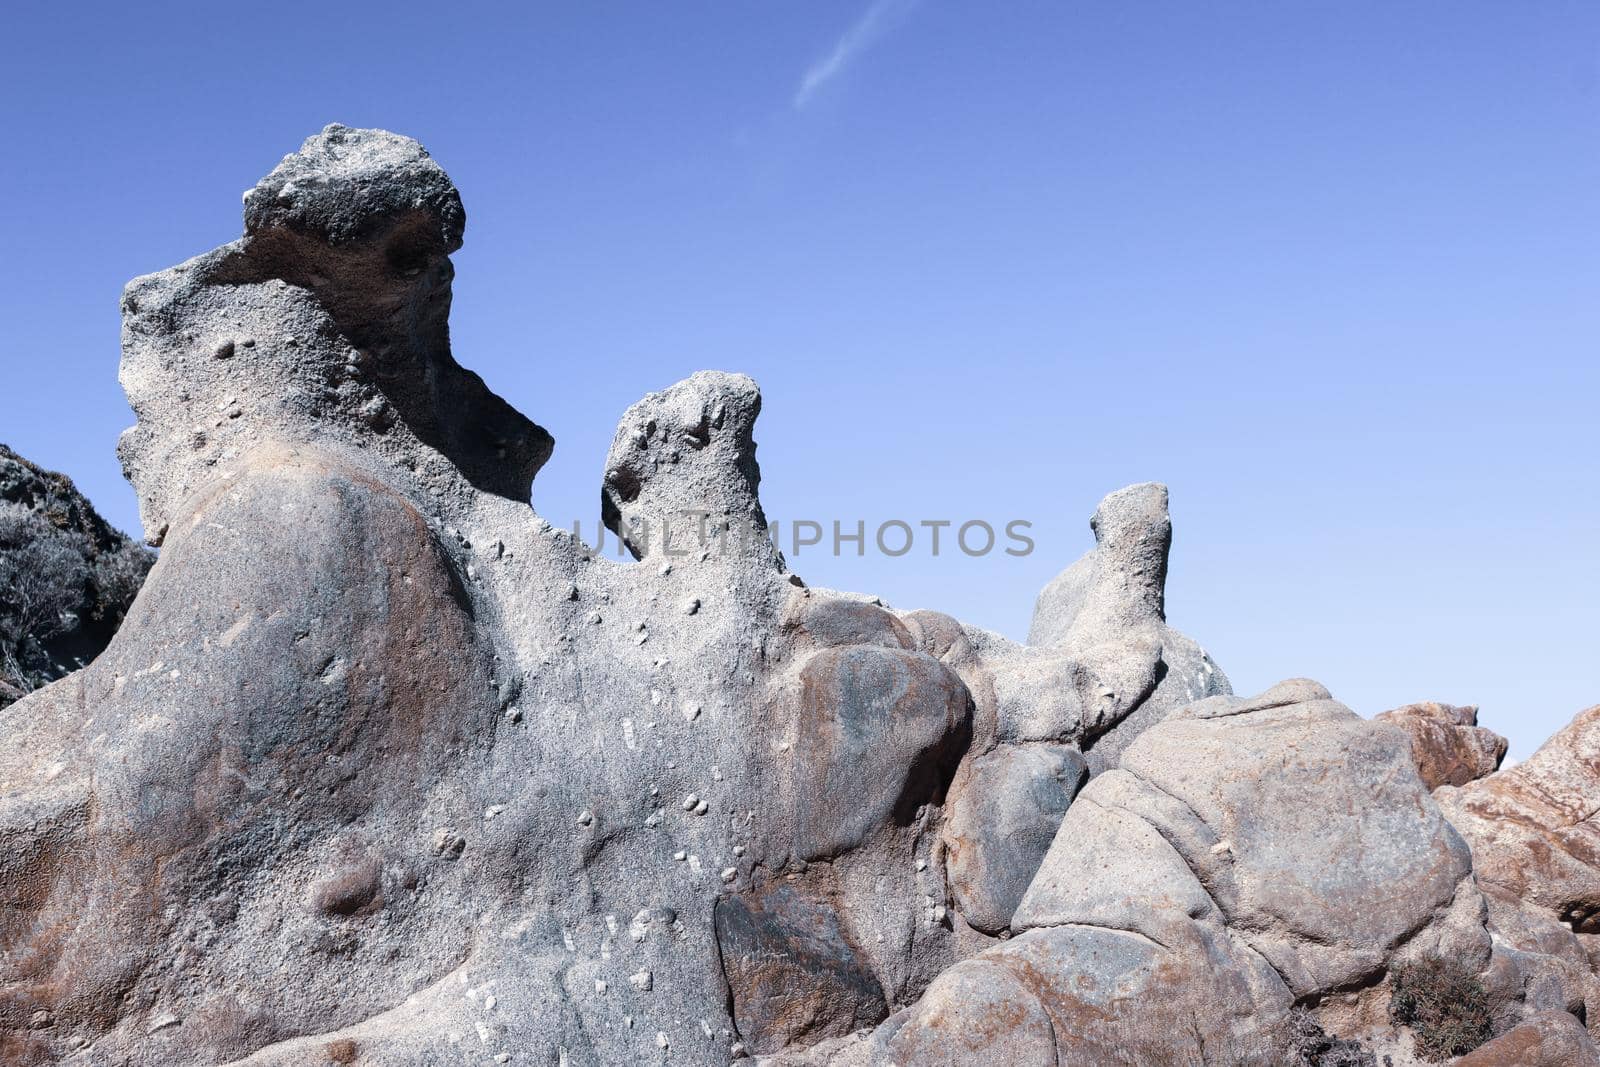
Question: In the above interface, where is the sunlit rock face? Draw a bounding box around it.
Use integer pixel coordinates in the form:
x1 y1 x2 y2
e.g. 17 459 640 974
0 126 1594 1066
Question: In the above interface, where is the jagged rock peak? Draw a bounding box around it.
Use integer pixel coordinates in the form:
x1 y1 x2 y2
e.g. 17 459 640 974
601 370 782 568
1029 481 1171 647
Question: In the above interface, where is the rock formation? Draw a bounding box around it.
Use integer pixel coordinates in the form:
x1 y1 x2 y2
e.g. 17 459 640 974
1 124 1596 1066
1375 702 1507 791
1455 1010 1600 1067
1436 708 1600 1040
0 445 152 707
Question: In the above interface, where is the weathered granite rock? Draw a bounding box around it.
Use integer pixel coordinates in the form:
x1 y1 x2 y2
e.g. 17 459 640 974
1478 894 1600 1031
1438 706 1600 931
875 919 1292 1066
863 680 1493 1065
1021 482 1231 771
601 370 781 569
0 125 978 1066
0 444 152 705
1016 678 1487 995
714 879 885 1055
1454 1009 1600 1067
942 744 1085 934
1376 701 1507 790
919 483 1230 938
117 124 550 548
0 125 1567 1067
1434 707 1600 1037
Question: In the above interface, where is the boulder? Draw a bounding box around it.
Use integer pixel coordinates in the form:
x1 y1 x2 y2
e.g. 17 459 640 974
941 743 1087 934
1437 706 1600 930
925 482 1229 939
1017 679 1485 997
872 681 1491 1065
1455 1010 1600 1067
876 919 1291 1066
1022 482 1231 769
714 879 886 1055
1375 701 1506 790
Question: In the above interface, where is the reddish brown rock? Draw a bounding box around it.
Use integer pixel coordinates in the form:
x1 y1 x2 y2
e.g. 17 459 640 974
1436 706 1600 930
1375 701 1506 790
1454 1010 1599 1067
714 880 887 1055
879 921 1290 1066
1434 705 1600 1041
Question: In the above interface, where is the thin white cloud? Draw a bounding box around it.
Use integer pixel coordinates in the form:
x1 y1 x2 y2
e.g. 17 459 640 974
794 0 919 110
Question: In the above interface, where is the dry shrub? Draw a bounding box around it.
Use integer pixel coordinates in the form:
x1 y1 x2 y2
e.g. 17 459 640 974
1389 955 1495 1062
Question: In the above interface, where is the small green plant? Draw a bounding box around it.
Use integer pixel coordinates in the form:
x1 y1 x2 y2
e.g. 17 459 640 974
1388 955 1495 1062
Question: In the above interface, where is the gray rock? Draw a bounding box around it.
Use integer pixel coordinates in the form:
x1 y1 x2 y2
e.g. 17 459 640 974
714 879 886 1055
1056 482 1170 637
911 483 1229 944
831 681 1497 1066
1017 481 1230 769
1018 679 1486 996
877 920 1291 1066
1024 548 1091 648
1479 896 1600 1031
942 744 1086 934
117 123 550 547
601 370 780 570
243 123 465 250
1 126 978 1065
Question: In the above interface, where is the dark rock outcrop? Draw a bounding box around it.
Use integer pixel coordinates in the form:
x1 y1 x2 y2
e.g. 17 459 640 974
0 444 152 706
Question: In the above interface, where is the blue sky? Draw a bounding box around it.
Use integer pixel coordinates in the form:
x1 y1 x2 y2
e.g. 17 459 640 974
2 2 1596 756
